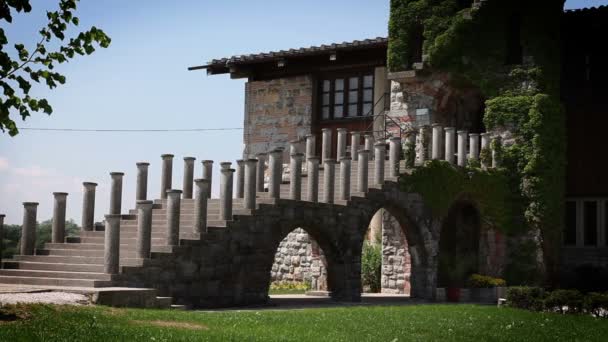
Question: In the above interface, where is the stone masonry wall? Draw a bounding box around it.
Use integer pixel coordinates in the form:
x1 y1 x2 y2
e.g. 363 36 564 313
244 76 313 159
381 210 411 294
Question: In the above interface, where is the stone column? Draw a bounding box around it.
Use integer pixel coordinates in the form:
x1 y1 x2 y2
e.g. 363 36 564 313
444 127 456 164
268 150 282 199
109 172 124 215
81 182 97 231
323 159 337 204
405 133 416 168
160 154 174 199
51 192 68 244
202 160 213 198
321 128 332 162
0 214 4 265
432 123 444 160
457 130 468 167
351 132 361 161
307 157 320 203
364 134 375 160
289 139 302 155
290 153 304 200
469 133 480 162
135 162 149 201
357 150 370 193
220 162 232 170
305 135 316 160
194 179 210 233
418 127 428 164
244 159 258 210
166 189 182 246
182 157 196 199
20 202 38 255
104 214 121 274
374 142 386 186
389 137 401 178
136 200 153 259
219 168 234 221
492 136 503 168
336 128 348 160
255 153 266 192
235 160 245 199
339 157 351 201
480 133 491 169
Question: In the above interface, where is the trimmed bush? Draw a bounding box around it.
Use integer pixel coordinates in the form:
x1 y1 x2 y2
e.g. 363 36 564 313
468 274 506 288
583 292 608 318
544 289 583 314
361 241 382 293
506 286 545 311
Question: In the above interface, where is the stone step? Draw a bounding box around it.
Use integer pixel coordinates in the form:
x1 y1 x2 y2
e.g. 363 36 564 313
2 260 105 273
156 296 173 309
0 275 114 288
13 255 144 266
36 248 139 258
70 236 169 245
0 269 113 281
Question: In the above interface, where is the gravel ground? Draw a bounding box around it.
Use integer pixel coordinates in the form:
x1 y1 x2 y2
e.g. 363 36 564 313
0 292 90 306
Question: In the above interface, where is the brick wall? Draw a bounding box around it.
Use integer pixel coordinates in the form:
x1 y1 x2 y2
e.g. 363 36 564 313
244 76 313 158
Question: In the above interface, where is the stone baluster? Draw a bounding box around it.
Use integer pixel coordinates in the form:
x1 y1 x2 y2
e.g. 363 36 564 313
194 179 210 233
389 137 401 178
109 172 124 215
104 214 121 274
457 130 468 167
220 162 232 170
418 126 428 164
480 133 491 169
268 150 282 199
351 132 361 161
321 128 332 162
135 162 149 201
323 159 337 204
244 159 258 210
182 157 196 199
289 139 301 156
337 128 348 160
444 127 456 164
136 200 154 259
20 202 38 255
339 157 351 201
492 136 503 168
166 189 182 246
290 153 304 200
51 192 68 243
374 142 386 186
307 157 320 203
469 133 480 161
305 135 316 160
364 134 375 160
255 153 266 192
431 123 444 160
81 182 97 231
160 154 174 199
0 214 4 265
235 160 245 199
201 160 213 198
357 150 370 193
405 133 416 168
219 168 234 221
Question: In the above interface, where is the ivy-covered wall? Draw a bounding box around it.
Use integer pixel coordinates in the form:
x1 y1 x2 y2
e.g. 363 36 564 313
390 0 566 285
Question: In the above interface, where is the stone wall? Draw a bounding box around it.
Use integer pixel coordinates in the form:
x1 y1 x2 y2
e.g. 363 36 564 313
381 210 411 294
244 76 313 158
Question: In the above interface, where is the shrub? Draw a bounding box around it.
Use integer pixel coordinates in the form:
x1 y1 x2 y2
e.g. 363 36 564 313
544 289 583 314
468 274 506 288
506 286 545 311
269 281 311 292
583 292 608 318
361 241 382 293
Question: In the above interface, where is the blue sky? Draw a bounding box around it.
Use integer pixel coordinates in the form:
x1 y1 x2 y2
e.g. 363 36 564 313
0 0 603 224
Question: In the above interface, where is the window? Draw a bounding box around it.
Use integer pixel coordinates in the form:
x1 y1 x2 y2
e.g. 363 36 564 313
584 201 598 246
564 198 607 248
319 73 374 120
564 201 577 246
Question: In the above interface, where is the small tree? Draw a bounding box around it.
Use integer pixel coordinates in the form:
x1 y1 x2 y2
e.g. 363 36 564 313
0 0 111 136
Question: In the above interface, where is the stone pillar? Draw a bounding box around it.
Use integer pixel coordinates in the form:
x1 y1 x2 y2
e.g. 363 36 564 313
351 132 361 161
290 153 304 200
0 214 4 265
357 150 370 193
104 214 121 274
418 127 428 164
219 168 234 221
321 128 332 162
444 127 456 164
305 135 316 160
244 159 258 210
235 159 245 199
202 160 213 198
389 137 401 178
492 136 503 168
307 157 320 203
457 130 468 167
374 142 386 186
323 159 336 204
289 139 302 156
220 162 232 170
339 157 351 201
194 179 210 233
182 157 196 199
51 192 68 244
135 162 149 201
109 172 124 215
469 133 480 161
160 154 174 199
135 200 153 259
364 134 375 160
431 123 444 160
405 133 416 168
81 182 97 231
481 133 491 169
255 153 266 192
336 128 348 160
20 202 38 255
166 189 182 246
268 150 282 199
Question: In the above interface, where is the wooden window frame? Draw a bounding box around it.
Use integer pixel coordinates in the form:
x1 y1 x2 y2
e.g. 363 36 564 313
564 197 607 248
318 70 374 122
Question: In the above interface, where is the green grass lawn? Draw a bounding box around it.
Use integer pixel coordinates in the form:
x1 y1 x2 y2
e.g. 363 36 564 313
268 288 308 295
1 304 607 341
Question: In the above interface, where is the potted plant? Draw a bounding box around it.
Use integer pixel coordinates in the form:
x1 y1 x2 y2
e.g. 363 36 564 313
468 274 507 303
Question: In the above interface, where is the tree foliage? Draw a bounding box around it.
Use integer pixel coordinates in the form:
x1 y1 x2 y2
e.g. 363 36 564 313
1 219 80 259
0 0 111 136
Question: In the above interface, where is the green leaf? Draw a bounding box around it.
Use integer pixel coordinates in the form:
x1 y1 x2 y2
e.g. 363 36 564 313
14 43 28 61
